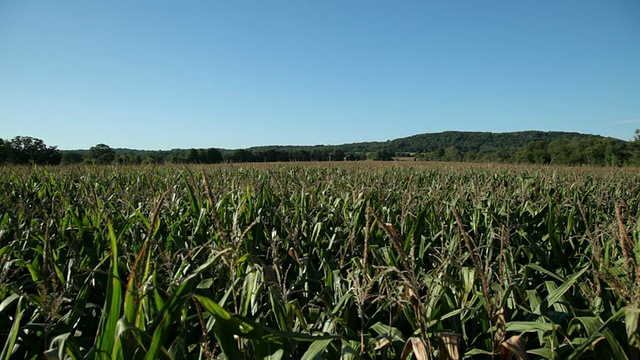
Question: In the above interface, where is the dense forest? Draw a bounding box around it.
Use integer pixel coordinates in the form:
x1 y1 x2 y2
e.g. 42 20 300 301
1 130 639 166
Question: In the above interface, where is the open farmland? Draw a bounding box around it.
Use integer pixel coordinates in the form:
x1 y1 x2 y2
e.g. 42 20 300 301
0 162 639 359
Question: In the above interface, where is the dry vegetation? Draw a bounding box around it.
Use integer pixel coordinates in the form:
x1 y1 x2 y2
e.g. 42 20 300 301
0 162 639 359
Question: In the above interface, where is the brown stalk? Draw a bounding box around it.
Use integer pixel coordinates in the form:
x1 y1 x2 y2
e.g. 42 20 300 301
368 200 434 355
200 171 227 244
193 297 215 359
578 201 602 298
363 199 371 273
126 193 165 302
453 208 495 353
615 203 638 282
400 173 414 227
437 332 462 360
498 225 506 288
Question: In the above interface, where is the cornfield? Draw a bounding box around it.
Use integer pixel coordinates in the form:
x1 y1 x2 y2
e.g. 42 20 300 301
0 162 639 359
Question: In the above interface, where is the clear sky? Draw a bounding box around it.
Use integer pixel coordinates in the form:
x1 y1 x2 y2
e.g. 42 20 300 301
1 1 639 150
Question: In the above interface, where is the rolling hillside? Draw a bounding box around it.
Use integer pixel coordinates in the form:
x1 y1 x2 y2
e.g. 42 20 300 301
247 130 616 154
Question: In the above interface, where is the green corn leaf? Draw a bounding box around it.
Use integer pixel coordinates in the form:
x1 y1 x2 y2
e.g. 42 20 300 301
568 316 602 336
0 296 22 360
567 308 627 359
625 306 640 350
183 175 199 215
263 348 285 360
601 328 629 360
241 267 261 316
269 286 290 332
193 294 233 322
526 347 555 358
340 340 361 360
112 318 166 360
195 294 339 343
526 264 564 282
0 293 20 313
213 320 243 360
95 221 123 360
143 250 229 360
534 266 588 315
369 322 406 343
463 348 493 358
505 321 556 333
301 338 335 360
48 333 83 360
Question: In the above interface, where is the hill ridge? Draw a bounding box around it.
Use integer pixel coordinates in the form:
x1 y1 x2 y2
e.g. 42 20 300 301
244 130 615 153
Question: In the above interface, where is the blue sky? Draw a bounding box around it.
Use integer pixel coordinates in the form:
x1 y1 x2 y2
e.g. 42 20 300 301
1 1 638 150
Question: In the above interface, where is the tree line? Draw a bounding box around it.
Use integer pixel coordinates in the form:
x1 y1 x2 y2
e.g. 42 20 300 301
0 136 61 165
2 131 640 166
416 135 639 166
0 140 228 165
0 138 399 165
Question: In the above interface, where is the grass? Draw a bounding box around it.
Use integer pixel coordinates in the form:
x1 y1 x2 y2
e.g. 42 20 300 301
0 162 638 359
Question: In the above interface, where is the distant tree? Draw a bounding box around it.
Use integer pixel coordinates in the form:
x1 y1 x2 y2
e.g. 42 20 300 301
354 152 367 161
260 150 279 162
548 139 576 165
89 144 115 164
581 140 605 166
0 138 7 164
369 149 393 161
462 150 478 162
292 149 311 162
166 151 180 164
115 152 139 165
202 148 223 164
310 149 330 161
141 153 163 164
228 149 254 163
330 148 345 161
395 152 413 158
345 153 357 161
185 149 199 163
61 152 84 165
8 136 61 165
603 138 628 166
515 141 550 164
630 129 640 166
434 148 445 160
128 152 141 164
442 147 463 162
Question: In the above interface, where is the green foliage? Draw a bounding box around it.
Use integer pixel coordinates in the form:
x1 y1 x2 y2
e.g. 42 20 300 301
6 130 640 166
89 143 116 164
368 149 394 161
0 136 61 165
227 130 634 165
60 151 84 165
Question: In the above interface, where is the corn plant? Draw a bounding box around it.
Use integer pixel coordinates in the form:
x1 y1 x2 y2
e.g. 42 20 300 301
0 163 638 359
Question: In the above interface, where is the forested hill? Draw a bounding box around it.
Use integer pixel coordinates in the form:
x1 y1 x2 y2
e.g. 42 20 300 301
247 130 630 163
327 130 609 153
241 130 636 165
379 131 607 153
1 130 638 166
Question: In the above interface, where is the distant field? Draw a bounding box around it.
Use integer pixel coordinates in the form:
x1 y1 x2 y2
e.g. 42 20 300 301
0 162 638 359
